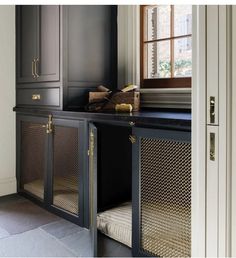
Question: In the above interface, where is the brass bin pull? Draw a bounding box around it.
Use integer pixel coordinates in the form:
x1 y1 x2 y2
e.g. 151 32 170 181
32 94 41 100
34 58 39 78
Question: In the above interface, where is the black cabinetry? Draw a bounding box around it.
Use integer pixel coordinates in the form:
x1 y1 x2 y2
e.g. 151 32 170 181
16 5 60 84
16 5 117 110
63 6 117 109
16 114 86 226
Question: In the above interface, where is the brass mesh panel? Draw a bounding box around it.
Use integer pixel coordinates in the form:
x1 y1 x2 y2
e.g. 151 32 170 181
53 126 79 215
21 121 46 200
140 137 191 257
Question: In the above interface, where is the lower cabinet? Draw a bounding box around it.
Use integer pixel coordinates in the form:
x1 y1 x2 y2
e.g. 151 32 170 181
132 127 191 257
16 114 85 226
88 123 192 257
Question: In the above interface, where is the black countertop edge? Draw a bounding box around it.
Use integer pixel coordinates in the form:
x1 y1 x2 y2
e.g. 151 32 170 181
13 107 191 131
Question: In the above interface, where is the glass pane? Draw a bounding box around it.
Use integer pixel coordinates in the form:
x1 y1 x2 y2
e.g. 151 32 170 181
146 40 171 78
174 37 192 77
145 6 170 41
174 5 192 36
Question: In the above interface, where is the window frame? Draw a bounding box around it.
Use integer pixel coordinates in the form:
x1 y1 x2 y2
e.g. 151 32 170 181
140 5 192 89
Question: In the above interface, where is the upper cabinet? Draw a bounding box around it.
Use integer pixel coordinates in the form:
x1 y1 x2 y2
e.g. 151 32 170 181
16 5 117 110
63 6 117 109
16 6 60 84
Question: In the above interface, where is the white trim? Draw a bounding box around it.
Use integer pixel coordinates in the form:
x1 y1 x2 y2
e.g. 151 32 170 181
225 6 232 256
206 125 219 257
0 177 16 197
117 5 192 108
231 5 236 257
206 5 219 126
218 5 230 257
191 5 206 257
117 5 140 88
140 88 191 94
140 89 191 109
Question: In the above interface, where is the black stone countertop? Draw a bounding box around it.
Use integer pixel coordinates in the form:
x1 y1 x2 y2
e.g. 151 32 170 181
13 107 191 131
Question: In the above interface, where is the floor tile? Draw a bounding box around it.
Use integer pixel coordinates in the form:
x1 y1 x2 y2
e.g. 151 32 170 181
0 227 10 239
0 199 60 235
0 194 25 208
41 219 83 239
60 229 92 257
0 228 76 257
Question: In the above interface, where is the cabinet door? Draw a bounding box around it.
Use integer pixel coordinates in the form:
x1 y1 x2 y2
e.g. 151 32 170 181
17 115 48 201
132 127 191 257
16 6 39 83
37 6 60 82
64 6 117 109
50 118 84 225
16 5 60 84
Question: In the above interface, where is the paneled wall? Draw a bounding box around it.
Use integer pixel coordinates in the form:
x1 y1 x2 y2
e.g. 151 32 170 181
0 6 16 196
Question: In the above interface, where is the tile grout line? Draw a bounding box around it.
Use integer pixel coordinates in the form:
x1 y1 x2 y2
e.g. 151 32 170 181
38 227 81 257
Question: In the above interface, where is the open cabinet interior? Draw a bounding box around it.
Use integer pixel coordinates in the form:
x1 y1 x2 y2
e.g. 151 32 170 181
95 123 132 257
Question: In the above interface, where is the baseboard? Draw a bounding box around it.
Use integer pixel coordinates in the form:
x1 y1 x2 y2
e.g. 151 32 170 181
0 177 17 197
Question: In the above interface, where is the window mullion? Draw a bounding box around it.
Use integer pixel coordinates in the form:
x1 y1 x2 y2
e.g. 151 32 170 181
170 5 174 78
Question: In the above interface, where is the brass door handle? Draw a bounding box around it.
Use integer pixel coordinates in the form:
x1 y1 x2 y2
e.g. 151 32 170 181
29 115 53 134
34 58 39 78
46 114 53 134
210 132 215 161
32 59 36 78
210 96 215 124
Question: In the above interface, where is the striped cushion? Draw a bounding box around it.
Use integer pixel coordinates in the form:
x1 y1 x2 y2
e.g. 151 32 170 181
97 202 132 247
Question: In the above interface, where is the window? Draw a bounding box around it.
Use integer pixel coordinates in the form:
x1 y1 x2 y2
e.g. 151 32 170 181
140 5 192 88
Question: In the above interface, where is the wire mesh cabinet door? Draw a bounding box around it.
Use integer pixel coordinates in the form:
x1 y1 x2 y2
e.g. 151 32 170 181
17 115 48 201
132 127 191 257
50 118 85 225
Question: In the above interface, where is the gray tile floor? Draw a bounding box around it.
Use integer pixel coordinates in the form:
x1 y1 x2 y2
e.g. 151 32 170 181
0 194 132 257
0 195 90 257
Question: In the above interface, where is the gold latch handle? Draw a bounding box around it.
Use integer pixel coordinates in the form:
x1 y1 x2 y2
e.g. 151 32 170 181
210 132 215 161
210 96 215 124
46 114 53 134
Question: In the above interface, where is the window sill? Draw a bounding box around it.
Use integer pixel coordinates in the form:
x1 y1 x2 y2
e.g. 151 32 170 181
139 88 191 109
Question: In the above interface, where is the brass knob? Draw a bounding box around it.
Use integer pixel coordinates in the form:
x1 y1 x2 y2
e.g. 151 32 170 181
32 94 41 100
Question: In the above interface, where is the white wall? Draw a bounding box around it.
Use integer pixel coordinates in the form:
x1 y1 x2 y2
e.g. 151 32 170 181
0 6 16 196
